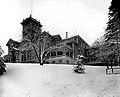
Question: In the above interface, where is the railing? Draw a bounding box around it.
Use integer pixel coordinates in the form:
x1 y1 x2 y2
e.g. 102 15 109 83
106 66 120 74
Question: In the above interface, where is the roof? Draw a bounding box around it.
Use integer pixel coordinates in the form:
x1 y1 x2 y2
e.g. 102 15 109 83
62 35 90 47
42 31 52 37
21 15 42 27
6 38 20 48
46 56 73 61
52 34 62 41
51 45 73 52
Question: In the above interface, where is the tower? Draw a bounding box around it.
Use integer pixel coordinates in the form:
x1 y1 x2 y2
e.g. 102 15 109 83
21 15 42 38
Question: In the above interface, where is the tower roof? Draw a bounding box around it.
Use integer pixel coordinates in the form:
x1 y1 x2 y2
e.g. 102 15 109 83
21 15 42 27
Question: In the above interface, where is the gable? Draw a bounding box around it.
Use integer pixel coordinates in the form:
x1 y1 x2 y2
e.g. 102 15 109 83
6 39 20 48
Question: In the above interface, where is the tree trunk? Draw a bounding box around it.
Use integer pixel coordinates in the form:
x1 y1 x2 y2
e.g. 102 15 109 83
32 44 42 65
116 38 119 66
40 60 43 65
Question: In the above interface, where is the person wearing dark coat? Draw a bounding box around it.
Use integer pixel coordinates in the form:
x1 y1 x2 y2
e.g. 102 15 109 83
74 55 85 73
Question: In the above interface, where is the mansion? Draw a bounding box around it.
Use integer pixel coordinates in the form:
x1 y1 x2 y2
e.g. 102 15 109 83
5 15 90 64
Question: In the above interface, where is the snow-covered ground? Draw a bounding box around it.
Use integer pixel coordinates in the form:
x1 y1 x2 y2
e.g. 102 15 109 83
1 63 120 97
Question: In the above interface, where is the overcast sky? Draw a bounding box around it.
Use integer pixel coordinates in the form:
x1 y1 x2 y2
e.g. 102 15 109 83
0 0 111 55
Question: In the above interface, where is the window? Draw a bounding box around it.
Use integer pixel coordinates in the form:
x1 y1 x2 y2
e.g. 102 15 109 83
27 52 30 59
70 52 73 58
59 60 62 63
21 54 26 61
57 52 63 56
66 52 69 56
24 53 26 61
21 55 24 61
51 52 56 57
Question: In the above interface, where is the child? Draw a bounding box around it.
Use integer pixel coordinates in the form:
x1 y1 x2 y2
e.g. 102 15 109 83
74 55 85 73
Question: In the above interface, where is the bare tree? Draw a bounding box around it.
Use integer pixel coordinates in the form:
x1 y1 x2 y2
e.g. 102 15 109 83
21 30 62 65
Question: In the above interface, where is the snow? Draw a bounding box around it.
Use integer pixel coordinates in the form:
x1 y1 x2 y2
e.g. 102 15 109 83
1 63 120 97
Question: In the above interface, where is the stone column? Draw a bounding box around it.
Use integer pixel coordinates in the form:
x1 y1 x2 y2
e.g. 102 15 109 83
68 52 70 57
56 51 57 57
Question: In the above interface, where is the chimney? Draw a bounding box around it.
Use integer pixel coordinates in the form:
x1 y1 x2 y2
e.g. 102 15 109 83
66 32 68 39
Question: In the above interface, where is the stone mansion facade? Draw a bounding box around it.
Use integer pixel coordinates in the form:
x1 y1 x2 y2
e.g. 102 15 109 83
5 15 90 64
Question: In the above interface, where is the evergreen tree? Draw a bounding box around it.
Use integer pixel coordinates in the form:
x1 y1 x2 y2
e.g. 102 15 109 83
105 0 120 41
0 45 6 75
91 0 120 66
0 45 4 56
104 0 120 65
